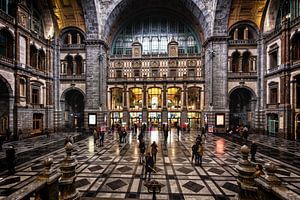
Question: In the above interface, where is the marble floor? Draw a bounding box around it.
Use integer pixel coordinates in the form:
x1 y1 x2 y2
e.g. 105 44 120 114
0 130 300 200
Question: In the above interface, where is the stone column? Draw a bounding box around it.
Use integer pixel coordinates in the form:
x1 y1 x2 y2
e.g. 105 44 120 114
52 38 62 131
181 83 188 124
85 40 108 128
123 84 129 126
203 38 229 132
142 84 147 123
244 27 249 40
15 74 20 104
162 83 167 124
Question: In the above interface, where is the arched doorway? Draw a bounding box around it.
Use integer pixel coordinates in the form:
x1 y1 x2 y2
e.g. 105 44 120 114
0 76 11 135
63 89 85 131
229 88 255 129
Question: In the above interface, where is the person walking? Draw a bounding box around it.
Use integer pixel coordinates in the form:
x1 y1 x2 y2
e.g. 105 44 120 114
145 152 154 181
139 140 146 164
197 143 204 166
163 124 168 146
99 131 105 147
6 145 16 175
191 142 199 164
250 141 257 162
151 141 158 163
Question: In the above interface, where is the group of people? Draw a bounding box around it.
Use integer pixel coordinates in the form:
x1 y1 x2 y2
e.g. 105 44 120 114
227 125 249 140
93 127 106 147
191 135 205 166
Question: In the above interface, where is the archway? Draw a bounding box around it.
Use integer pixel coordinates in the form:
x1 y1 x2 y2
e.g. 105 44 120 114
0 76 12 135
62 89 85 131
229 88 256 129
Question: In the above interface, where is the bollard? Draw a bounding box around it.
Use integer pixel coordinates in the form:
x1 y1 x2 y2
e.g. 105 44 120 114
59 142 79 200
37 157 61 200
236 145 257 200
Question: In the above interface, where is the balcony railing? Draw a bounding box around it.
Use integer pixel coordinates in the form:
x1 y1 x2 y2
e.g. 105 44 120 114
266 104 279 109
228 72 257 78
108 75 204 83
267 64 286 74
0 55 14 65
60 74 86 80
228 40 257 45
0 9 14 24
110 53 201 60
61 44 85 49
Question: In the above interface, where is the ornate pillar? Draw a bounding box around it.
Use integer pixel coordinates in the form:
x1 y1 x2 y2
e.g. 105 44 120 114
142 84 147 123
15 74 20 104
244 27 249 40
76 33 81 44
26 76 31 105
162 83 167 124
181 83 188 125
123 84 129 126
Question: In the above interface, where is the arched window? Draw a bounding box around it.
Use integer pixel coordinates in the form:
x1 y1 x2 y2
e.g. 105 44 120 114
242 52 251 73
167 87 181 109
112 15 201 55
65 55 73 75
20 78 26 97
111 88 123 110
148 88 162 109
292 33 300 61
231 51 240 72
188 87 201 109
152 37 159 54
38 49 45 71
142 37 150 54
30 45 38 68
75 55 83 75
0 29 13 58
129 87 142 109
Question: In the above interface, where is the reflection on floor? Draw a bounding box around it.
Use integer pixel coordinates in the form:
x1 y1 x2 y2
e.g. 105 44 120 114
0 129 300 200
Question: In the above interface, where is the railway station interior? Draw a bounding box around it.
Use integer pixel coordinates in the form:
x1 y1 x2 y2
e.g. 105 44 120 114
0 0 299 199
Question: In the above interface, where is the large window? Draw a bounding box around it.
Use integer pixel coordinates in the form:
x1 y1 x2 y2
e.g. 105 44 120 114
112 15 200 55
188 87 201 110
75 55 83 75
32 87 40 105
242 52 251 73
33 113 43 133
38 50 45 71
167 87 181 109
111 88 123 110
231 51 240 72
269 83 278 105
0 29 13 58
30 45 38 68
129 88 142 109
292 33 300 62
269 48 278 69
148 88 162 109
65 55 73 75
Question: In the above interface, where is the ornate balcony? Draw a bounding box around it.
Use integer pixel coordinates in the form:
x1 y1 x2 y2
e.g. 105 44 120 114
228 40 257 46
0 55 14 65
0 10 14 24
61 44 85 50
228 72 257 79
60 74 86 81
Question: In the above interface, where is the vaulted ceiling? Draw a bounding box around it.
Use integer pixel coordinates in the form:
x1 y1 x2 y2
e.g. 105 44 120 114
50 0 85 32
228 0 268 29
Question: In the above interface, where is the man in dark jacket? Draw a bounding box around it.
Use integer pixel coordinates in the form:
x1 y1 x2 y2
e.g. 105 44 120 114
139 140 146 164
145 152 154 181
191 142 199 164
250 141 257 162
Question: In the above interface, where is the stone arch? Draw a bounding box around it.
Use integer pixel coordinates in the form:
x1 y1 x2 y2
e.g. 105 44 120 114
101 0 211 45
0 74 13 134
60 87 86 131
213 0 232 36
80 0 100 40
228 86 257 129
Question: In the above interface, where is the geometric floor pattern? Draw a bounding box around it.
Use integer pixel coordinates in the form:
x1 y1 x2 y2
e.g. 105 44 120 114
0 130 300 200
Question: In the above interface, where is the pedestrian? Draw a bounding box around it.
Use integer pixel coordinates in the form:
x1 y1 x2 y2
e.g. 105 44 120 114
6 145 16 175
0 134 4 151
138 132 144 144
18 129 23 140
176 124 180 138
99 131 105 147
250 141 257 162
44 128 50 138
151 141 158 163
145 152 154 181
254 164 265 177
6 128 11 141
121 128 127 143
196 134 202 144
139 140 146 164
191 142 199 164
163 124 168 145
93 128 98 145
197 143 204 166
134 123 138 134
201 126 206 138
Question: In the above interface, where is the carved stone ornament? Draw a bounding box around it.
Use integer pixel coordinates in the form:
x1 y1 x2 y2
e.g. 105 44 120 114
170 46 177 56
187 60 196 67
168 60 178 67
133 47 140 57
132 60 142 68
151 61 159 68
115 61 124 68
